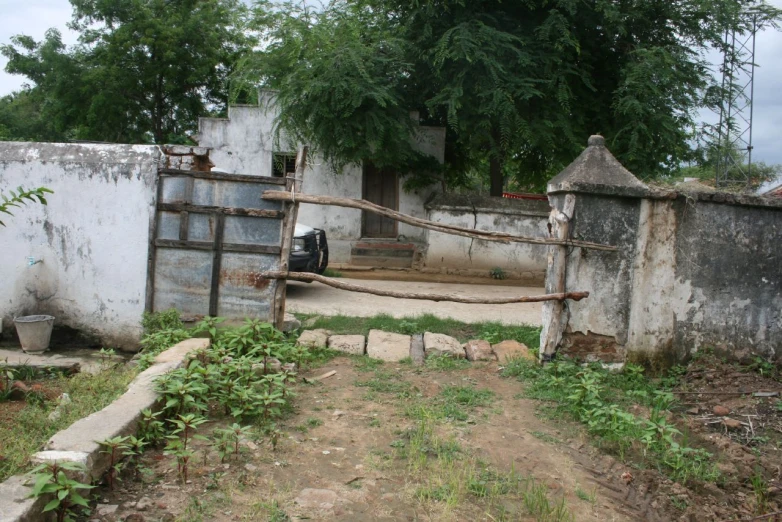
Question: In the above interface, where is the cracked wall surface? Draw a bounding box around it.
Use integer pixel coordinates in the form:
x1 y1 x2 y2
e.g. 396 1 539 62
552 188 781 364
424 193 550 281
0 142 160 350
547 136 781 364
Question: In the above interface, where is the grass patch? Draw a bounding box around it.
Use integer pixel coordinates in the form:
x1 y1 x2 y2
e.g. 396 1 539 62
355 369 413 396
294 313 541 346
532 431 562 445
502 358 719 485
321 268 343 278
575 486 596 504
400 417 572 521
406 386 496 423
425 355 471 372
353 356 384 373
0 366 137 481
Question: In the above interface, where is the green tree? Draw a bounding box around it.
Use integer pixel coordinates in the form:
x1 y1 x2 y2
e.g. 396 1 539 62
0 90 67 142
239 0 781 196
2 0 252 144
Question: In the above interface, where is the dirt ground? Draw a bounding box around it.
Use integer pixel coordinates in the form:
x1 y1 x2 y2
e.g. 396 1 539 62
75 350 782 522
286 279 544 326
91 357 646 522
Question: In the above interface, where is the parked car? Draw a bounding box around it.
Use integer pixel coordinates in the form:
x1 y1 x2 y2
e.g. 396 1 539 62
291 223 329 274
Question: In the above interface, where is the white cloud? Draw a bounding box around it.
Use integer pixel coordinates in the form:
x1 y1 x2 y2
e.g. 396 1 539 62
1 0 780 164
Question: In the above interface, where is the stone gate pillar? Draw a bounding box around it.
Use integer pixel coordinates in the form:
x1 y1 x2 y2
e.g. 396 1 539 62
542 135 653 364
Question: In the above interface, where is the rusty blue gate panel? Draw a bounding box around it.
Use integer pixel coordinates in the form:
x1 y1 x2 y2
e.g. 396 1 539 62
149 169 286 321
153 248 213 315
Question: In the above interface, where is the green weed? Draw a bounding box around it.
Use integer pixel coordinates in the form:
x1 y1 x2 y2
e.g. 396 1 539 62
425 355 471 372
355 369 412 396
502 357 719 484
294 313 541 346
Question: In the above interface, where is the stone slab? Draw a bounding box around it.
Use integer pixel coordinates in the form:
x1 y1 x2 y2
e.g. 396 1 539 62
0 475 47 522
327 335 366 355
410 334 425 366
0 348 110 374
33 338 209 483
492 340 535 363
423 332 465 358
295 488 338 511
297 329 331 349
283 313 301 332
366 330 411 362
464 339 496 361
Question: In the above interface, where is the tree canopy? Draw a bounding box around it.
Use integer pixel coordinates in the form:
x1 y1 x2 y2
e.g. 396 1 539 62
237 0 781 195
2 0 251 144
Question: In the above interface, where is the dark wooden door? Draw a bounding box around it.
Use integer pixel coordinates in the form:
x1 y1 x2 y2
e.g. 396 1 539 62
362 163 398 237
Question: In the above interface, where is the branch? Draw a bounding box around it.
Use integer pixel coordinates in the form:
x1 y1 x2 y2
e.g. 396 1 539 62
261 191 617 251
262 271 589 304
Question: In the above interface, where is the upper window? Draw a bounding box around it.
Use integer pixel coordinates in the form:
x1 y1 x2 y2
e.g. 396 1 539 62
272 153 297 178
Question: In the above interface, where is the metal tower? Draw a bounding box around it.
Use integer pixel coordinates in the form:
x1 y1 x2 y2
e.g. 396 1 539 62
714 12 758 189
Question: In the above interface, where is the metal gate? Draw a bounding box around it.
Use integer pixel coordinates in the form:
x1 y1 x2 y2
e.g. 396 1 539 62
146 168 288 321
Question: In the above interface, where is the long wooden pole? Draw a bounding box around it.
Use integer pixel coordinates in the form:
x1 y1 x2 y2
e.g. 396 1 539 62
262 270 589 304
261 191 617 252
273 147 307 330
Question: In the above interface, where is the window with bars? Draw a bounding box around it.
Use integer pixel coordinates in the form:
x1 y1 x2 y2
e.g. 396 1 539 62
272 153 297 178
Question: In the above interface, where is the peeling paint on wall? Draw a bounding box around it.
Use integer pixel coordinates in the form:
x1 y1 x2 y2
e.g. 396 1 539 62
0 142 160 350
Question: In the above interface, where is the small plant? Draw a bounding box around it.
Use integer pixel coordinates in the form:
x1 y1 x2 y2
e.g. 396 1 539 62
575 486 596 504
98 435 131 490
141 308 184 334
750 468 769 514
137 409 166 446
489 267 506 280
398 320 419 334
28 460 93 522
97 348 116 368
264 423 284 451
165 414 207 483
213 423 253 457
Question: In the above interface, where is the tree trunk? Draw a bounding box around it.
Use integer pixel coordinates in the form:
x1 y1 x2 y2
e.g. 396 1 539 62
489 154 503 197
489 125 504 197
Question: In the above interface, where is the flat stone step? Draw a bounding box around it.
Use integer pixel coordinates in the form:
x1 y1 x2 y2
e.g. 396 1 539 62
350 242 418 268
0 348 121 374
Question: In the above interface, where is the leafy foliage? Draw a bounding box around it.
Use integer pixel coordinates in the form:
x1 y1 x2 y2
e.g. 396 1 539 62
28 461 94 522
502 359 720 484
122 314 330 483
240 0 781 195
0 186 52 226
2 0 252 143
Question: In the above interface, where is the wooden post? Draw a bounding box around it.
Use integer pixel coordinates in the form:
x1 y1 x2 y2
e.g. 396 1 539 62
273 147 308 330
540 194 576 361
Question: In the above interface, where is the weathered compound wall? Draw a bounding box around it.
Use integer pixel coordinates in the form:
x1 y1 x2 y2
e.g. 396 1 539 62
425 193 549 282
548 136 782 364
0 142 161 350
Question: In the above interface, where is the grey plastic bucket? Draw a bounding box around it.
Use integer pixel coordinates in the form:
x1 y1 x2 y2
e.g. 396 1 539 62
13 315 55 354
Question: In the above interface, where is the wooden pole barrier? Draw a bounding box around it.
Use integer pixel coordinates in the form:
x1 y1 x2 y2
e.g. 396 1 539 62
262 270 589 304
273 147 307 330
261 191 617 252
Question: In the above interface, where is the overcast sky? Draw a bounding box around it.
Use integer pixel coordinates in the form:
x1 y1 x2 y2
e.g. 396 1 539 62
1 0 780 165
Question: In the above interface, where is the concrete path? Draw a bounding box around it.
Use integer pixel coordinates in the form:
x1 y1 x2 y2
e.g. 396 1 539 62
286 279 544 326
